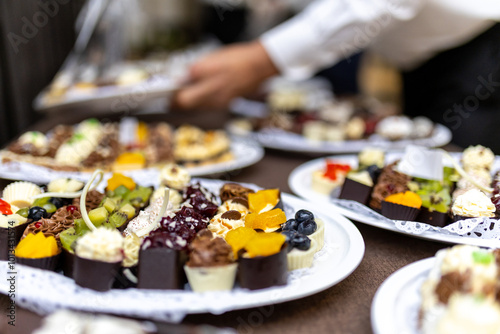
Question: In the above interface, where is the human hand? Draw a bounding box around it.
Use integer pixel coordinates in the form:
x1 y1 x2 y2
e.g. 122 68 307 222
173 41 279 110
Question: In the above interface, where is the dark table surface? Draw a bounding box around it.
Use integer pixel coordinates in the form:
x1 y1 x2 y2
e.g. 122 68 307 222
0 111 456 334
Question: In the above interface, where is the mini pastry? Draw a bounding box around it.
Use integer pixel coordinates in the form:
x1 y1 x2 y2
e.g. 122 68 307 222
15 232 60 271
461 145 495 171
338 170 374 205
238 232 288 290
420 245 500 333
184 229 238 292
137 230 188 290
174 125 232 165
73 227 124 291
381 191 422 221
159 163 190 190
451 189 495 221
369 162 410 211
375 116 413 140
311 160 351 195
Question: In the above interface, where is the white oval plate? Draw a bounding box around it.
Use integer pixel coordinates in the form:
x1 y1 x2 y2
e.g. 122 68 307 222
371 258 434 334
288 152 500 248
227 121 452 154
0 179 364 322
0 137 264 184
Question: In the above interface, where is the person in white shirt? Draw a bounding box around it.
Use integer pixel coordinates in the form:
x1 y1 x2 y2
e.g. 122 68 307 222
174 0 500 150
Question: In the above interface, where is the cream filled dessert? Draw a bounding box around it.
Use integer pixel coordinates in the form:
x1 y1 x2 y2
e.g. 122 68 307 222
75 227 124 263
462 145 495 171
159 163 190 190
451 189 495 218
420 245 500 334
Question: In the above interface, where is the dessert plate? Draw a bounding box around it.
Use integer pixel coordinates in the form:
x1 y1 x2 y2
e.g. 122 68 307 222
226 121 452 154
0 179 364 322
288 153 500 248
0 137 264 183
371 257 434 334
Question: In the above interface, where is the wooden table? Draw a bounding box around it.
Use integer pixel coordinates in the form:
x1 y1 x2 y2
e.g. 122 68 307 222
0 111 453 334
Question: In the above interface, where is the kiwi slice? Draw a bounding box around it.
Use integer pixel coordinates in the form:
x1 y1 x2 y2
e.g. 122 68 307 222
109 212 127 228
124 186 152 208
74 218 91 235
119 203 136 219
88 207 109 226
102 198 117 213
60 227 78 252
114 185 131 198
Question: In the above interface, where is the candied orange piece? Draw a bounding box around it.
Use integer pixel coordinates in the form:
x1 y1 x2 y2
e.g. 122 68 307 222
107 173 136 191
225 227 258 259
115 152 146 166
384 191 422 208
248 189 280 213
245 209 286 231
245 233 286 257
15 232 59 258
137 122 149 146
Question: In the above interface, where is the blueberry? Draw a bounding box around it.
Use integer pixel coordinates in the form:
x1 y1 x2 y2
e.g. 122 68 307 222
49 197 66 209
366 165 381 182
28 206 48 221
295 209 314 223
283 218 299 231
292 234 311 251
281 230 298 251
297 219 317 235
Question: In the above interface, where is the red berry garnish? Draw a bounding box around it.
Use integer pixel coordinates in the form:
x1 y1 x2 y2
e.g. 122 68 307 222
35 222 42 228
66 205 78 214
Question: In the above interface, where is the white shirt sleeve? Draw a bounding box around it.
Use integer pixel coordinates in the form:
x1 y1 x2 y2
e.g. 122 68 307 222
260 0 423 79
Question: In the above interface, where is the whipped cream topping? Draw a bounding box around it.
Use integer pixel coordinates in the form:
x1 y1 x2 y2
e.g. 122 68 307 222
159 164 190 190
122 233 141 267
462 145 495 171
75 227 124 263
208 212 246 237
452 189 495 218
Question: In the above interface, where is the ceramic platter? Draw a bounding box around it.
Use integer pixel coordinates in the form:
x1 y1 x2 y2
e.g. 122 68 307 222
0 179 364 322
289 152 500 248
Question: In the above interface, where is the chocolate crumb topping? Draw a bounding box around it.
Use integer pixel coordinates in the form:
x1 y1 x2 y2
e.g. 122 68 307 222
435 270 471 304
221 210 242 220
